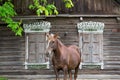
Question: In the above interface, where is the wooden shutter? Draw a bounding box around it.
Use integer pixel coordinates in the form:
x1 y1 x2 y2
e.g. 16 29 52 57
79 32 103 69
82 33 91 63
92 34 103 63
28 33 46 63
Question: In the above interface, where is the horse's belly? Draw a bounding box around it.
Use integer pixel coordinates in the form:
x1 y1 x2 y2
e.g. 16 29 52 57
53 63 65 71
68 63 78 69
68 58 80 69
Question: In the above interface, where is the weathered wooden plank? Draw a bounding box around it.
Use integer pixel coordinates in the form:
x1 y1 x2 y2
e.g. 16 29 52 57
0 52 24 56
104 57 120 61
52 25 77 29
104 49 120 53
48 17 79 25
104 61 120 65
0 47 25 51
104 40 120 43
0 36 25 40
0 55 24 59
104 65 120 69
103 48 120 51
0 65 24 70
104 53 120 56
104 38 120 41
84 18 117 22
51 28 76 32
0 56 24 61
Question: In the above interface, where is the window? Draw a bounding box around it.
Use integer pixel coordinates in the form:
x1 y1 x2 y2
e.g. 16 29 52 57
77 21 104 69
23 21 51 69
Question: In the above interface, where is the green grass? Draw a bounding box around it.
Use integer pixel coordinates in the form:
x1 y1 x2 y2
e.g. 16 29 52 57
0 77 8 80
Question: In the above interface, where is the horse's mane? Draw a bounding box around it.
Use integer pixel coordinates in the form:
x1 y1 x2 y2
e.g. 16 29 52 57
56 39 64 47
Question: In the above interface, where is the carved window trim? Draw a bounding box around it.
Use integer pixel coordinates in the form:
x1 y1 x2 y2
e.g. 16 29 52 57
77 21 104 33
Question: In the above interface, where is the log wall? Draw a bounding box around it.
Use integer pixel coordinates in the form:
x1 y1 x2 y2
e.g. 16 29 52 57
0 25 25 69
0 16 120 70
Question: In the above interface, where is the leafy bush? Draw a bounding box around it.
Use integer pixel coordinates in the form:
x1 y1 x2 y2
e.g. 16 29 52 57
0 0 23 36
29 0 58 16
29 0 74 16
63 0 74 8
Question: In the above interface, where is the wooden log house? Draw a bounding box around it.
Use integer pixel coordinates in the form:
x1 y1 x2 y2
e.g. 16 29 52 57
0 0 120 79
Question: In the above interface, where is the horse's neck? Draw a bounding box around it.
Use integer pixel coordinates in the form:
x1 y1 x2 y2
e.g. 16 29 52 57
53 39 64 57
57 39 64 47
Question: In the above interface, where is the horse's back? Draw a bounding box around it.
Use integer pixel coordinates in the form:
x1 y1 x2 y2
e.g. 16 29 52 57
68 45 81 56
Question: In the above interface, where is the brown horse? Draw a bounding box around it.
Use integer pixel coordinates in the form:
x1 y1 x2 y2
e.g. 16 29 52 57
46 33 81 80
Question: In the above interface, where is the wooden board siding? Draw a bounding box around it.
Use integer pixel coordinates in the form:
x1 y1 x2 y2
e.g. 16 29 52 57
0 16 120 70
47 17 79 46
12 0 119 15
0 25 25 70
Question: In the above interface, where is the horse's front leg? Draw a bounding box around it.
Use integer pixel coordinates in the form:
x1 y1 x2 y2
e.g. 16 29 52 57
53 66 59 80
63 66 68 80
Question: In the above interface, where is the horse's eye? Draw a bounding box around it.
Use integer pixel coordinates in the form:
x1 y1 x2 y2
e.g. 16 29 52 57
51 41 55 44
50 41 54 44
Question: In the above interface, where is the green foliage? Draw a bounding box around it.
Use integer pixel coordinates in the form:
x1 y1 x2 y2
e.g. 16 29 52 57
29 0 74 16
29 0 58 16
63 0 74 8
0 0 23 36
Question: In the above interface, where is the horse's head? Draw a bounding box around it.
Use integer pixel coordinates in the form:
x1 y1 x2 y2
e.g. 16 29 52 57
46 33 60 56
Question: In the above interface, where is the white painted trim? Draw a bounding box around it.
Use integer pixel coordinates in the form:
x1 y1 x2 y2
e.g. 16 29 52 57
24 29 50 33
79 62 104 69
77 21 104 33
78 30 103 34
23 21 51 33
24 62 50 69
25 35 29 69
25 62 49 65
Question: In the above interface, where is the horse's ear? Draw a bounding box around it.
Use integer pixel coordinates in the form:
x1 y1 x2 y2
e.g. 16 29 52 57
54 33 60 39
57 36 60 38
45 32 49 41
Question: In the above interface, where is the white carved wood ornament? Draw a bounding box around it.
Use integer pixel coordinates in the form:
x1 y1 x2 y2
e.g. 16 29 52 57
23 21 51 33
77 21 104 33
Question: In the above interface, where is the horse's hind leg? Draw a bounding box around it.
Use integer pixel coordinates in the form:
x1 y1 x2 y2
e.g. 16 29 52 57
68 70 72 80
74 66 79 80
